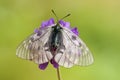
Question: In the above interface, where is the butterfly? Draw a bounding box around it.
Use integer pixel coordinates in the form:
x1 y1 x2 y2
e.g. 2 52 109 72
16 10 94 68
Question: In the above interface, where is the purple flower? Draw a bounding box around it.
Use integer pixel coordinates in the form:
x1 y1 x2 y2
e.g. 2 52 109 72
39 62 49 70
34 28 42 36
39 58 59 70
59 20 79 36
40 18 55 29
59 20 70 28
71 27 79 36
50 58 59 68
38 18 79 70
34 18 55 36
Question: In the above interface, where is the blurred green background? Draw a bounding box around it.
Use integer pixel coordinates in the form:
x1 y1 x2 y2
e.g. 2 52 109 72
0 0 120 80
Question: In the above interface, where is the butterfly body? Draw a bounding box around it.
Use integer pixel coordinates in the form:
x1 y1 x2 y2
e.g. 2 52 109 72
49 24 63 54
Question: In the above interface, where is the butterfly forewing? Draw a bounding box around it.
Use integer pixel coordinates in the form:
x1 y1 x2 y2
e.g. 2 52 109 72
16 27 53 64
61 26 94 66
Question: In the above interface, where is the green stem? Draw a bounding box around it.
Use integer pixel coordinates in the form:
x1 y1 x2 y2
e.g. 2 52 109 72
57 68 61 80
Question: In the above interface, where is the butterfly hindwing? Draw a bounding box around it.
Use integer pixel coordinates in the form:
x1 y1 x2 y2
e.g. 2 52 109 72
54 45 74 68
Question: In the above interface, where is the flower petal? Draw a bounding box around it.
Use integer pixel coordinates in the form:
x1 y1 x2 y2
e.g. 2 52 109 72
40 21 48 29
59 20 70 28
64 22 70 28
39 62 49 70
71 27 79 36
59 20 65 26
40 18 55 29
34 28 39 33
50 58 59 68
34 28 42 36
47 18 55 26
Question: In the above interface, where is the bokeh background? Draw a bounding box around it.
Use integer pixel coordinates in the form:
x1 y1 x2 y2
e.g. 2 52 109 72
0 0 120 80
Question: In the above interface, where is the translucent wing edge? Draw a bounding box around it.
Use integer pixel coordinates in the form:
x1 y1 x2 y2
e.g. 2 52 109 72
16 27 53 64
61 27 94 66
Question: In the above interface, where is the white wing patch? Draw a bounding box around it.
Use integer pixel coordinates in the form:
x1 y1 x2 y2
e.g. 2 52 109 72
16 27 53 64
54 26 94 67
55 53 74 68
54 45 74 68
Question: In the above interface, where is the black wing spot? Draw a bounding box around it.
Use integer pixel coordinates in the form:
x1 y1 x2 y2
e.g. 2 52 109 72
30 37 34 42
72 35 76 40
79 42 82 47
37 31 42 36
38 46 40 50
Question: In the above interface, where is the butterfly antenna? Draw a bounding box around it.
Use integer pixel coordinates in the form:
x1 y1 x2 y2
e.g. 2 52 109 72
51 9 59 22
60 13 71 20
51 10 71 23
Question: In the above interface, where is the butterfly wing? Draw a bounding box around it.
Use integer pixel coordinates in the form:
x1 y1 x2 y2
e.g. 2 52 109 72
63 27 94 66
54 26 94 67
54 44 74 68
16 27 53 64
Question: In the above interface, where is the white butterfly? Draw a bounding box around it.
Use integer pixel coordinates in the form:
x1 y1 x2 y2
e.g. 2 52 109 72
16 21 94 68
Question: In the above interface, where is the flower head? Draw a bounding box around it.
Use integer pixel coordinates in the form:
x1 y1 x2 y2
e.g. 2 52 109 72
40 18 55 29
59 20 79 36
37 18 79 70
71 27 79 36
59 20 70 28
